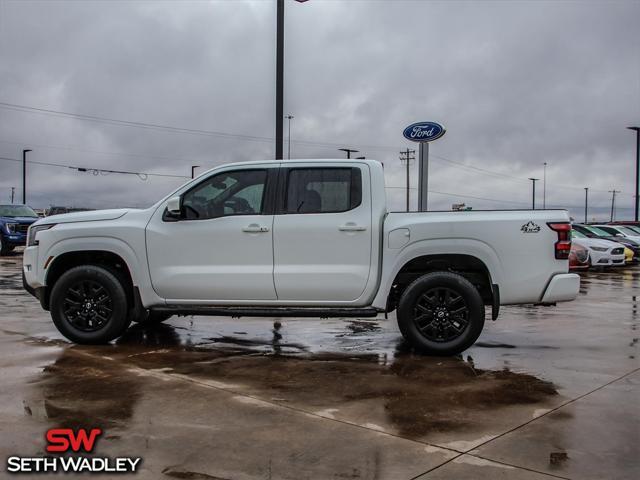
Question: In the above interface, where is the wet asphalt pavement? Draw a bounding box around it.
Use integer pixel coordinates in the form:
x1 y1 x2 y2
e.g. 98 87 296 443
0 251 638 479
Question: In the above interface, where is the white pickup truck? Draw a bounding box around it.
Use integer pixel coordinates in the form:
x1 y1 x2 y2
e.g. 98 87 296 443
23 159 579 355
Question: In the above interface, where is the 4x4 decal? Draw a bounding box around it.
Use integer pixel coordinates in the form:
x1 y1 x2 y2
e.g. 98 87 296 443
521 221 541 233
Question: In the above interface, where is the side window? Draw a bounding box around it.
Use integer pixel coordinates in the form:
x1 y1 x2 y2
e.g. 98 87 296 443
285 167 362 214
181 169 267 220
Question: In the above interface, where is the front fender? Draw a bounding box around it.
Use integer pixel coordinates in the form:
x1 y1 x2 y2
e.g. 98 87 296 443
43 236 143 287
371 238 504 310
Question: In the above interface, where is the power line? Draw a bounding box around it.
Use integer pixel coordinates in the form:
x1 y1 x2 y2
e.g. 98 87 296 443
0 138 198 164
0 154 619 210
0 101 618 194
0 156 189 180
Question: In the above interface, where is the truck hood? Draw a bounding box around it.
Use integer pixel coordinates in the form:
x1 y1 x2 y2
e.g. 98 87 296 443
38 209 133 225
0 216 39 224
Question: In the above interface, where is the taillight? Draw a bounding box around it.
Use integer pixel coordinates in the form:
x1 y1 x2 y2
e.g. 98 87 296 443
548 222 572 260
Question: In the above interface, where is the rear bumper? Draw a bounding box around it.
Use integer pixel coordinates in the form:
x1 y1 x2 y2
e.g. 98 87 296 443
541 273 580 303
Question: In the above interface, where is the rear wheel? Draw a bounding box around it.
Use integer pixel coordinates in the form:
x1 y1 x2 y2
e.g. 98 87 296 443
397 271 485 355
50 265 131 344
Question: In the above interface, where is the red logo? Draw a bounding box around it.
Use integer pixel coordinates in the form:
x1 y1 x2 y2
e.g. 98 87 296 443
45 428 102 453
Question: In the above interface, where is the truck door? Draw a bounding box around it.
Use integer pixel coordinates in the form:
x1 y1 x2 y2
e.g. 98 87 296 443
272 164 372 302
146 167 277 302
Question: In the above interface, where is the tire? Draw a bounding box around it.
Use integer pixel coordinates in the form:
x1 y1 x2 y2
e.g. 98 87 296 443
50 265 131 344
130 310 173 325
397 271 485 356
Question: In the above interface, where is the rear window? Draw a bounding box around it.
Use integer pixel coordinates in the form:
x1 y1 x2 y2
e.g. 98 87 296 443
284 167 362 214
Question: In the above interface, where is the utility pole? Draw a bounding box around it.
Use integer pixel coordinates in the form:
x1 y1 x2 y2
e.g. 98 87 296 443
528 177 539 210
10 187 15 204
275 0 284 160
285 115 294 159
543 162 547 209
191 165 200 179
22 149 31 204
338 148 358 159
399 149 415 212
609 189 621 222
584 187 588 223
628 127 640 221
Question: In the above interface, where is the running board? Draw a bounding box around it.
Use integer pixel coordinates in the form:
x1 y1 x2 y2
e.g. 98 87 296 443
152 305 381 319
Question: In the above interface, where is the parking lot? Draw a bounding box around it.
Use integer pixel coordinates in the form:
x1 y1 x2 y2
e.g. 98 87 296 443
0 251 638 480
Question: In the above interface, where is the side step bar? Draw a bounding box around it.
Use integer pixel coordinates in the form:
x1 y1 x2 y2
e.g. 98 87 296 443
152 305 381 318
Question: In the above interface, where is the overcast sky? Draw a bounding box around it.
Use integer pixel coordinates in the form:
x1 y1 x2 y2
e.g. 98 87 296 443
0 0 638 220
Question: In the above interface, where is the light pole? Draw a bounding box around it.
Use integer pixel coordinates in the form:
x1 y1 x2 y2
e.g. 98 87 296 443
285 114 294 159
528 177 539 210
275 0 284 160
338 148 358 159
584 187 588 223
191 165 200 179
609 189 620 222
543 162 547 209
628 127 640 221
22 149 31 204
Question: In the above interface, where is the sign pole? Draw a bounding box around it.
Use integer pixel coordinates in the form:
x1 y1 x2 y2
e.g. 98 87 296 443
418 142 429 211
403 121 444 213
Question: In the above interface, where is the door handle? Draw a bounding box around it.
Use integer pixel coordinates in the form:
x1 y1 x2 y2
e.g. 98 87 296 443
242 224 270 233
339 223 367 232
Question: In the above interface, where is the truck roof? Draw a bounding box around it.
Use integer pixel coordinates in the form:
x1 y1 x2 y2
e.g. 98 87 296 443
206 158 382 167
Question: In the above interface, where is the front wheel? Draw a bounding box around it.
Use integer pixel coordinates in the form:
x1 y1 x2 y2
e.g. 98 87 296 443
397 271 485 355
50 265 131 344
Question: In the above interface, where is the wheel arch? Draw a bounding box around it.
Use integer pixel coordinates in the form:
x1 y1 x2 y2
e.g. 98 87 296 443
376 250 500 316
43 249 136 310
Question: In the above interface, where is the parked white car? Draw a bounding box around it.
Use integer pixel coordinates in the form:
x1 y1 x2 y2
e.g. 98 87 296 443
571 230 626 267
22 159 580 355
592 225 640 244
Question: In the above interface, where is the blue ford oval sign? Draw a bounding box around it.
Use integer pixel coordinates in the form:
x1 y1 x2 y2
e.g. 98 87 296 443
403 121 446 142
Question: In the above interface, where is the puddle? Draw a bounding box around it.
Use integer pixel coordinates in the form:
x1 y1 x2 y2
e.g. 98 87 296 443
29 350 143 430
121 345 558 438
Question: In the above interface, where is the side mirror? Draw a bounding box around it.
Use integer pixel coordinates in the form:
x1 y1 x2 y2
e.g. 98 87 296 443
166 196 182 218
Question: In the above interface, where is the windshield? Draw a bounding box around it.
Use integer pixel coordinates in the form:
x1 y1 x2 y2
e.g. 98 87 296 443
624 225 640 235
582 226 611 237
617 226 639 237
572 230 586 238
0 205 38 218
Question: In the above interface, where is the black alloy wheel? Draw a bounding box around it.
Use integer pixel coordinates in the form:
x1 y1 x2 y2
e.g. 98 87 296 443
62 279 113 332
50 265 131 344
413 287 470 343
397 271 485 356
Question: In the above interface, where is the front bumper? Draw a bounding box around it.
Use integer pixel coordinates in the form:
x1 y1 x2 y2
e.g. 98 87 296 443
22 269 47 309
3 232 27 246
541 273 580 303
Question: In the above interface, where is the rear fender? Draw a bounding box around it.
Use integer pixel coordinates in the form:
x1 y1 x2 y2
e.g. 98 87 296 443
372 238 503 310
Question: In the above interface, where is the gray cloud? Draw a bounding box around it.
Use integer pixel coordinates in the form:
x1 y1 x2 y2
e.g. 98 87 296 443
0 0 638 220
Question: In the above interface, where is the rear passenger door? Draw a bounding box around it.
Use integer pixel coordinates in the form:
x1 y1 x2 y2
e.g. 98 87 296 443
272 163 372 303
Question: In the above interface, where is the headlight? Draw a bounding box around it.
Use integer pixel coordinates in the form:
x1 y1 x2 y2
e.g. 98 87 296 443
590 246 608 252
5 223 18 234
27 224 55 246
